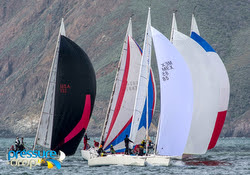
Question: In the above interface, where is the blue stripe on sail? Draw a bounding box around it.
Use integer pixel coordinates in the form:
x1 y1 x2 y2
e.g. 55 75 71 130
191 32 216 53
104 123 132 152
139 72 154 130
134 39 143 54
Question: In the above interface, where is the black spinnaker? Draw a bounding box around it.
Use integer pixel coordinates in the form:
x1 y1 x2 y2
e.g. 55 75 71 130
51 35 96 156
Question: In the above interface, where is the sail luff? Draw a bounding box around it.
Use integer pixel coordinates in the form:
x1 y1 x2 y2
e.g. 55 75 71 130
99 18 132 144
190 14 200 36
130 7 152 145
170 12 178 43
34 18 66 149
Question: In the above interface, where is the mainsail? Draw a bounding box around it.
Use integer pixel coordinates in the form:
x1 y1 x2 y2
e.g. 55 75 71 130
151 26 193 156
190 15 230 150
34 19 96 156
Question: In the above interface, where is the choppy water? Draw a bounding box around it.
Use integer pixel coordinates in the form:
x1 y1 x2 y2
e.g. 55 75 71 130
0 137 249 175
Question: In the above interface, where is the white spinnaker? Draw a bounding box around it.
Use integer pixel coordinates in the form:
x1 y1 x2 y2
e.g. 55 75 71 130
173 30 220 154
103 36 141 151
130 8 152 145
190 16 230 149
35 18 66 148
190 14 200 36
151 27 193 156
101 19 132 144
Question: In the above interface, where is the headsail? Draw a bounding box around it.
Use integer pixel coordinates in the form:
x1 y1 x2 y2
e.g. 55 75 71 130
35 19 96 156
151 27 193 156
129 7 152 145
35 19 66 149
190 15 230 149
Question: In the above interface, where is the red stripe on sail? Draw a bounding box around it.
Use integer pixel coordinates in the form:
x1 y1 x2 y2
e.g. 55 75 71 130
104 116 133 150
64 94 91 144
208 110 227 150
104 37 131 144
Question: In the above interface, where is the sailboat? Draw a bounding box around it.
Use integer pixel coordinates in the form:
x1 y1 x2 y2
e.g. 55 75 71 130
7 18 96 165
33 18 96 156
87 11 157 167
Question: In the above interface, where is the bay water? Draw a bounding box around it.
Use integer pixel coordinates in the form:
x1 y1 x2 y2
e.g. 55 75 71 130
0 137 249 175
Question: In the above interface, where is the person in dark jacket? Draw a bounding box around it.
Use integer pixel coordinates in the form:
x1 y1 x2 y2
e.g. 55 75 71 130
19 137 25 151
124 135 133 155
15 137 20 151
97 145 106 156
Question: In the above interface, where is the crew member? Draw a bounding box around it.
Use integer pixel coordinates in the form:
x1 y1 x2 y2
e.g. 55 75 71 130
110 145 116 154
15 137 20 151
19 137 25 151
139 140 146 156
97 145 106 156
83 133 90 150
124 135 133 155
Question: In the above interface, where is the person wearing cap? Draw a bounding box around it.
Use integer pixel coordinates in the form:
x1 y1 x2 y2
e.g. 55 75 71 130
110 145 116 154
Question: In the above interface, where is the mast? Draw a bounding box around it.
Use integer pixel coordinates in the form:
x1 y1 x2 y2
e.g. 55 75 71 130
99 18 132 144
33 18 66 150
129 7 152 148
146 92 149 154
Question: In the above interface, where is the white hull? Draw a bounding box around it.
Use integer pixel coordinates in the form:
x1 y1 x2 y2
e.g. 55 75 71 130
81 147 98 161
88 154 171 167
88 154 145 167
145 155 170 166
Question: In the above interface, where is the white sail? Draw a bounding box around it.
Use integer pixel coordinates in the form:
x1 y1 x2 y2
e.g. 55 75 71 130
130 8 152 145
34 18 66 148
101 18 132 145
190 14 200 36
170 12 178 43
173 30 220 154
151 27 193 156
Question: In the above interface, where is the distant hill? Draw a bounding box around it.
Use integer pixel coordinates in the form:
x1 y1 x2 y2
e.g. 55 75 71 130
0 0 249 137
